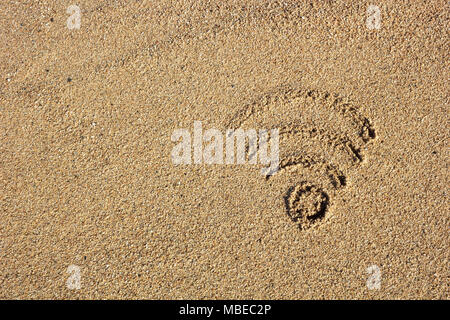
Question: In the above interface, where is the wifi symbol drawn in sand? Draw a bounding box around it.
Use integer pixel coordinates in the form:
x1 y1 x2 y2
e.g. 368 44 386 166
227 87 376 230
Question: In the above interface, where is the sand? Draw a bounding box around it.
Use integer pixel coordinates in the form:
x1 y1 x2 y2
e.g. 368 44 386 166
0 0 448 299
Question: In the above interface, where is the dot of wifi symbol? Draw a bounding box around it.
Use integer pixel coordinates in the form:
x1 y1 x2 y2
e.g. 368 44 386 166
227 86 376 230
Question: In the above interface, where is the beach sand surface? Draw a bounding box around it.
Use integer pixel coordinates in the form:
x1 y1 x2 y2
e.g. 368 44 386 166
0 0 448 299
